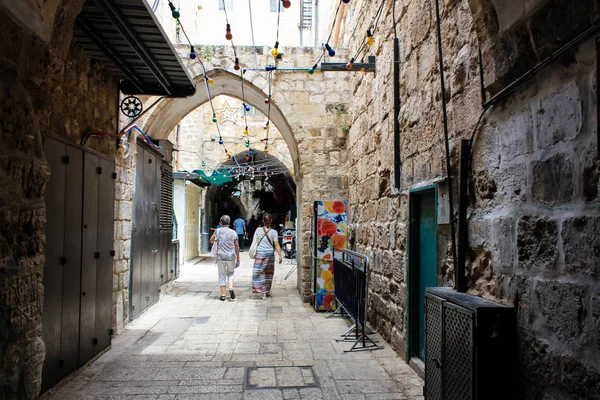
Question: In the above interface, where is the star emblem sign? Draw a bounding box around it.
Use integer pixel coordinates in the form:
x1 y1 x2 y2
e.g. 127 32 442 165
216 101 238 125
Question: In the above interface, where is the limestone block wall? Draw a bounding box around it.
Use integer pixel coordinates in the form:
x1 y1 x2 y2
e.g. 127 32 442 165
0 1 120 397
337 0 599 397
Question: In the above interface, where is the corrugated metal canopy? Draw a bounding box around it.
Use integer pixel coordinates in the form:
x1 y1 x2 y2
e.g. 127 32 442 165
74 0 195 97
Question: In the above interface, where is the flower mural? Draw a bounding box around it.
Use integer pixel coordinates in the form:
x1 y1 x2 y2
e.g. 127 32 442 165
314 201 347 311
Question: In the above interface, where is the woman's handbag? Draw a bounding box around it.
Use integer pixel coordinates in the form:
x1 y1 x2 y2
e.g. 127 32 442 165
210 230 219 257
249 229 270 259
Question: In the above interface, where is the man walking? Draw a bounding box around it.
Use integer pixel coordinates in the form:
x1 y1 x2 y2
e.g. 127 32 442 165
233 216 247 251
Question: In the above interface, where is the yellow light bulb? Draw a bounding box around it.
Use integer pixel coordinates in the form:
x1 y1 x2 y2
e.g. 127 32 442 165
271 48 278 57
243 129 248 135
208 78 214 85
367 36 375 46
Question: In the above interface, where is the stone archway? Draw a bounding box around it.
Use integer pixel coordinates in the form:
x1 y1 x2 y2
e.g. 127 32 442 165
145 69 300 177
142 63 350 300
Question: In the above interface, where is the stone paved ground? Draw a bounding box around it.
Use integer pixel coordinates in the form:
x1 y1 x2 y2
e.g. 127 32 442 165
46 253 423 400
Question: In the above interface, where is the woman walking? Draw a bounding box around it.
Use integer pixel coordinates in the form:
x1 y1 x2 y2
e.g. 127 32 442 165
250 213 282 299
210 215 240 301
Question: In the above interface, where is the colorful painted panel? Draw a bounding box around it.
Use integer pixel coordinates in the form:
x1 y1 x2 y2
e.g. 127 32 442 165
314 201 347 311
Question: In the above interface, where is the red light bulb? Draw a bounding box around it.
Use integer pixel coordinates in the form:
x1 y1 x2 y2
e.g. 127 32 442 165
282 0 291 8
225 23 232 40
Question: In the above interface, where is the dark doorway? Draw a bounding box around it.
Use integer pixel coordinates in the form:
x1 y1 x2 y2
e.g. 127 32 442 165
408 187 438 361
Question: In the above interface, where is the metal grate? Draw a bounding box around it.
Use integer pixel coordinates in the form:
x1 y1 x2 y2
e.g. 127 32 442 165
160 166 173 230
300 0 312 29
444 303 474 400
425 294 444 400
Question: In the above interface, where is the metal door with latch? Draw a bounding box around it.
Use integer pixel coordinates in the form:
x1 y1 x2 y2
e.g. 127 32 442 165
408 187 438 362
42 138 84 391
79 153 100 366
94 157 115 353
130 147 144 319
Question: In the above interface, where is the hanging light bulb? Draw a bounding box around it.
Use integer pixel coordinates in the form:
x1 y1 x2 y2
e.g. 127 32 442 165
265 97 270 104
218 138 224 145
234 57 240 70
264 146 269 154
168 1 180 19
282 0 291 8
367 29 375 46
271 41 279 57
243 128 248 136
207 77 214 85
190 45 197 59
249 149 254 155
244 104 251 112
325 43 335 57
342 0 350 3
308 63 317 75
245 142 250 148
212 114 217 123
346 57 355 70
225 23 232 40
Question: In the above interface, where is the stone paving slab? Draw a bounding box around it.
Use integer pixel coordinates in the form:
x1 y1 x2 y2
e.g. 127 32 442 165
44 254 423 400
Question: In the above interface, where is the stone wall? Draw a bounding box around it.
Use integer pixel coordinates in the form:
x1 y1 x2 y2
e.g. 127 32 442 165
336 0 599 397
0 1 119 397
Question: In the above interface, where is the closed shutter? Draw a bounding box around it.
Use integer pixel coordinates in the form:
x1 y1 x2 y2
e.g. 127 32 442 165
160 165 173 231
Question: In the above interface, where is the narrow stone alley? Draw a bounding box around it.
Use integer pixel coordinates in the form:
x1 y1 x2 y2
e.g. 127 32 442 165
44 254 423 400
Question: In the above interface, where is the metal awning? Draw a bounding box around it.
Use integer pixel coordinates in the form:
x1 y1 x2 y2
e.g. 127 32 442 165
73 0 195 97
173 171 210 187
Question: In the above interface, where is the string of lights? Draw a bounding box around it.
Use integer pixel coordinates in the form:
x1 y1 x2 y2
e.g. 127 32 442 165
308 0 344 75
218 0 253 154
347 0 385 69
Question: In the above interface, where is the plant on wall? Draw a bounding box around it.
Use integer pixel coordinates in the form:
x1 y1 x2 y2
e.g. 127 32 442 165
202 45 215 62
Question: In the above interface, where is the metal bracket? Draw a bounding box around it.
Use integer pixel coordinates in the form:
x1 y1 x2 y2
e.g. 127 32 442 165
321 56 376 72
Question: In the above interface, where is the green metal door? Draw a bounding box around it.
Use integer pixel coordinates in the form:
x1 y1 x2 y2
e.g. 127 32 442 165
409 188 437 361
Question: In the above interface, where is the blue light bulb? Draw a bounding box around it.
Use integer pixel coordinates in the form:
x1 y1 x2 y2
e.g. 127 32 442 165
342 0 350 3
190 46 196 59
325 44 335 57
219 138 223 145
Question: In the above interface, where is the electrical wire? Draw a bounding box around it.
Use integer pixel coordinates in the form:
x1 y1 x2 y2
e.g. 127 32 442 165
311 0 344 69
353 0 386 62
247 0 258 69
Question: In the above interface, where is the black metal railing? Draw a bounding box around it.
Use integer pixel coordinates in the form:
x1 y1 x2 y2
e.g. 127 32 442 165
332 249 382 352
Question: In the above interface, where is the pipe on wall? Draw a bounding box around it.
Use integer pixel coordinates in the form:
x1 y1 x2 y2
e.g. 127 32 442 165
393 37 402 190
457 139 470 293
433 0 459 289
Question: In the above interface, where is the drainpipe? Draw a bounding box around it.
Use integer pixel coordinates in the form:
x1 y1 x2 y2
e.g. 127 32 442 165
393 37 401 190
433 0 459 290
175 123 181 169
314 0 319 47
457 139 469 293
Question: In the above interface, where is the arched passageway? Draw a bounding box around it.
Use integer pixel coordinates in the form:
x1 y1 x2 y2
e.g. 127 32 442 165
203 150 296 252
143 65 350 300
